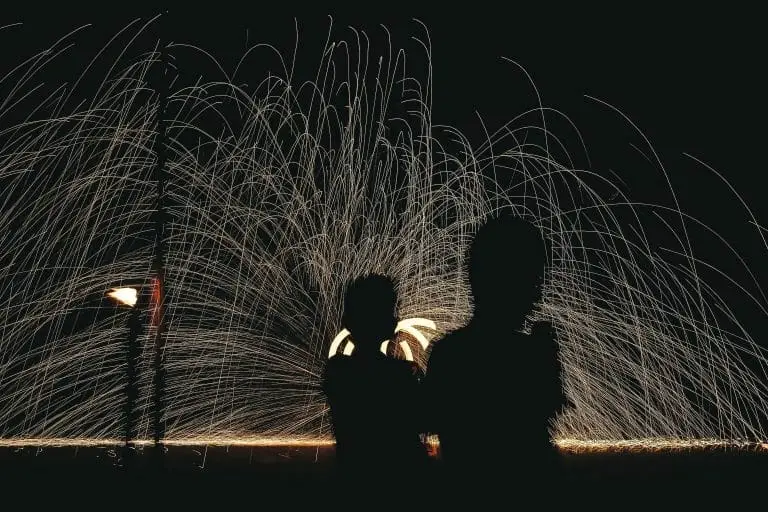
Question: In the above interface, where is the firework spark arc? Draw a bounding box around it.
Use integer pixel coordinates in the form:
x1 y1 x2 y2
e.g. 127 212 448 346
0 21 767 450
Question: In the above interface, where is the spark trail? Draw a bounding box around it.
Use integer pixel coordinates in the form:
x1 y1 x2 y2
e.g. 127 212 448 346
1 20 767 448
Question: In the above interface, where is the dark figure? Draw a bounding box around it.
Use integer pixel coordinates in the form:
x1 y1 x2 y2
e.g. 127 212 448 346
424 216 566 498
322 274 429 489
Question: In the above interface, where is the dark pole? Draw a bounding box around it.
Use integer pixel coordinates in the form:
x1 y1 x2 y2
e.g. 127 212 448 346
123 301 141 466
151 27 169 465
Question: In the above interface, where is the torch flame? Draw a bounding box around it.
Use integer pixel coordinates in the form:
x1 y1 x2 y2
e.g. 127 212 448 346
107 287 138 307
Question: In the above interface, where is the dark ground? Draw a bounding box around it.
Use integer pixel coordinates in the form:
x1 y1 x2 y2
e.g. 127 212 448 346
1 445 765 508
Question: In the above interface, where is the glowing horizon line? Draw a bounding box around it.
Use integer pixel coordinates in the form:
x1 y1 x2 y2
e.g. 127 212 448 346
2 436 767 453
554 437 768 453
0 437 335 448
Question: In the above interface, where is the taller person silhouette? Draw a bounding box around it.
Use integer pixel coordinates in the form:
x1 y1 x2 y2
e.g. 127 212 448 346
424 215 566 497
322 274 428 490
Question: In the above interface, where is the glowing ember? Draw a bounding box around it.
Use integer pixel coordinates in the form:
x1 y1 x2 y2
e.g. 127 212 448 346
107 287 138 307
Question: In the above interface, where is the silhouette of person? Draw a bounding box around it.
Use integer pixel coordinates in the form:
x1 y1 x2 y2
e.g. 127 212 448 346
322 274 429 491
424 215 566 499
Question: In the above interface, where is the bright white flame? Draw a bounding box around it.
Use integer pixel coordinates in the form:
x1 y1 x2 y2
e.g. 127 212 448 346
397 318 437 332
107 287 138 307
329 329 351 358
398 340 413 360
328 318 436 361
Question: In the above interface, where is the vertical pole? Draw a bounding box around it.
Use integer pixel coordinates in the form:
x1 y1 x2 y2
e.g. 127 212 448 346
124 302 141 467
151 27 169 464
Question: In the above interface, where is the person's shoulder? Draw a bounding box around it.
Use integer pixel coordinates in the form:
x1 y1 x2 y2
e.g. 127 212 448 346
428 326 472 363
530 320 555 339
324 354 353 376
529 321 558 352
382 356 418 375
327 354 349 366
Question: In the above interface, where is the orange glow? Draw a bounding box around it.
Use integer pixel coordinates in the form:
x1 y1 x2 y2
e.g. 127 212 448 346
149 276 163 327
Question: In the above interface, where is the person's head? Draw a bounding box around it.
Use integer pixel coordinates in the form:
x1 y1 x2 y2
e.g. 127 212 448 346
342 274 398 353
467 215 547 327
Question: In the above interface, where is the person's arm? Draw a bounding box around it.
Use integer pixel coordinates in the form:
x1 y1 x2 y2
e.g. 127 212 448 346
531 321 567 412
421 344 443 437
321 357 339 404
